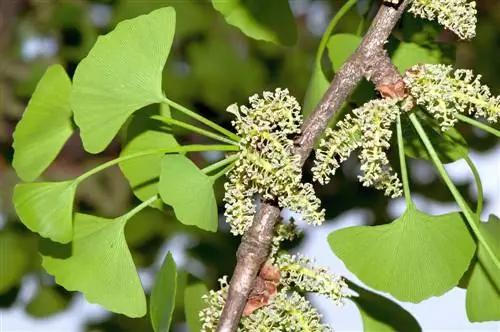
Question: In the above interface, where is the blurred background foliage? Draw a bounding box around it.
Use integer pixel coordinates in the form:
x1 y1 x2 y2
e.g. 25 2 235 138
0 0 499 331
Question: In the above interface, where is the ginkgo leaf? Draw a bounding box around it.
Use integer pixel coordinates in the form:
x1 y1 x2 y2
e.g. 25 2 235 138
347 280 421 332
159 154 218 232
329 207 475 302
71 7 176 153
42 213 146 317
466 215 500 322
150 252 177 332
392 42 440 73
26 286 70 318
0 232 31 294
12 64 73 182
184 284 208 332
303 66 329 119
212 0 296 46
327 34 361 72
13 181 77 243
120 104 178 209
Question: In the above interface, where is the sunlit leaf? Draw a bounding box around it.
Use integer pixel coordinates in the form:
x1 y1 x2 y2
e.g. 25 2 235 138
42 213 146 317
184 283 208 332
12 64 73 181
329 207 475 302
403 109 468 163
150 252 177 332
303 66 330 119
348 280 421 332
327 34 361 72
71 7 176 153
0 232 31 294
392 42 440 73
212 0 296 45
13 181 76 243
466 215 500 322
159 154 218 232
120 104 178 209
26 286 70 317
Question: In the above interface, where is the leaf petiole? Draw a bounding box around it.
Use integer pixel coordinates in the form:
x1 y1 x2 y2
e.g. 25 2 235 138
75 144 240 183
121 195 159 221
202 154 239 175
162 97 240 142
410 113 500 273
456 114 500 138
151 115 238 145
464 155 484 217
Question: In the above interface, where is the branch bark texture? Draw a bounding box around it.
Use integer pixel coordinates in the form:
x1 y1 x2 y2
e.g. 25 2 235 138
216 1 412 331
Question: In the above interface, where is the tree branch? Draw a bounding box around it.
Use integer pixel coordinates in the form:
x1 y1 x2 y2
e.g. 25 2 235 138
216 1 412 331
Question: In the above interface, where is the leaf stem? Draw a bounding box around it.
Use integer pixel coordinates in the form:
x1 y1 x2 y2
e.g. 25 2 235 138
151 115 238 146
397 113 413 207
121 195 159 221
162 97 240 142
202 154 239 175
456 113 500 138
464 155 484 217
76 144 240 183
315 0 358 65
410 113 500 273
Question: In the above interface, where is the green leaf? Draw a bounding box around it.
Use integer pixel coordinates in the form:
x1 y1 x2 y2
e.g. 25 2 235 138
13 181 77 243
150 252 177 332
42 213 146 317
26 286 70 317
71 7 176 153
159 154 218 232
120 104 178 209
403 110 468 163
302 66 330 119
329 207 475 302
212 0 296 45
327 34 361 72
392 42 440 74
347 280 421 332
0 232 31 294
12 64 73 182
466 215 500 322
184 283 208 332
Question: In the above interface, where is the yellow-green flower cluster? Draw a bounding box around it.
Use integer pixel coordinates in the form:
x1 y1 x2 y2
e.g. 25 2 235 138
404 64 500 131
224 89 324 235
313 99 403 198
409 0 477 40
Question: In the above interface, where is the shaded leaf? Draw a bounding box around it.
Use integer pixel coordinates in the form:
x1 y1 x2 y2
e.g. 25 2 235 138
466 215 500 322
403 110 468 163
348 280 421 332
12 64 73 181
392 42 440 73
212 0 296 45
120 104 178 209
184 283 208 332
150 252 177 332
327 34 361 72
71 7 176 153
13 181 77 243
42 213 146 317
302 65 330 119
329 207 475 302
159 154 218 232
26 286 70 317
0 232 31 294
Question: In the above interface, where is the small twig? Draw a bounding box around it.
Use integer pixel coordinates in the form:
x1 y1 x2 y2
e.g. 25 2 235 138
216 1 412 331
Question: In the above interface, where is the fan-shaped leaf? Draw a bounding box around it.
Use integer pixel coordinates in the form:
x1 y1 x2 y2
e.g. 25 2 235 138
120 104 178 209
42 213 146 317
212 0 296 45
0 232 31 294
184 283 208 332
71 7 176 153
392 42 440 73
466 215 500 322
159 154 218 232
26 286 70 317
12 64 73 181
329 207 475 302
303 66 329 119
327 34 361 72
13 181 76 243
348 280 421 332
150 252 177 332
